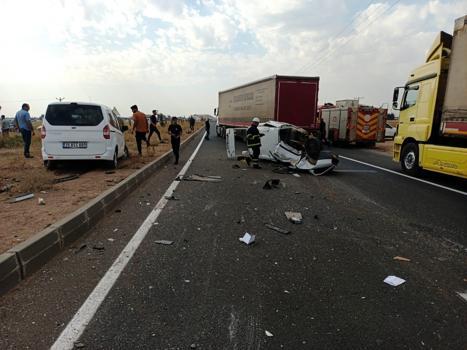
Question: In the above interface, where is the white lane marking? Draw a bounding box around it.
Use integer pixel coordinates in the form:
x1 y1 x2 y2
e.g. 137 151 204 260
334 169 377 173
51 133 206 350
339 155 467 196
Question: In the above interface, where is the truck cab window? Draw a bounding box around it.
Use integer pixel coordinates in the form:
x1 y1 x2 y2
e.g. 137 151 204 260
402 87 419 109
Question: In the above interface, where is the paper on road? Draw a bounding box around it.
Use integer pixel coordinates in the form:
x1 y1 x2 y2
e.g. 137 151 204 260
384 275 406 286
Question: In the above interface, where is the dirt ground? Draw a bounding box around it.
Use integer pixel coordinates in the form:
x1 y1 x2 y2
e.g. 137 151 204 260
0 120 203 253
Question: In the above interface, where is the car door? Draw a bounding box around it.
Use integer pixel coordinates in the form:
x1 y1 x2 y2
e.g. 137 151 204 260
106 109 123 157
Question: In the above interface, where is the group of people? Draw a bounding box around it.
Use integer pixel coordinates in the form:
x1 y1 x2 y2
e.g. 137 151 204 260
130 105 183 164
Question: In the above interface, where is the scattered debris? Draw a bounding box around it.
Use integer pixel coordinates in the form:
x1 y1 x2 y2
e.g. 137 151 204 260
113 228 119 232
92 243 105 251
239 232 256 245
237 216 246 224
265 223 290 235
383 275 406 287
184 279 191 283
284 290 290 294
182 174 222 182
38 197 46 205
265 330 274 337
393 256 411 262
232 164 241 169
263 179 281 190
0 184 12 193
314 214 319 220
74 244 87 253
52 174 80 184
155 240 174 245
292 173 301 178
105 170 116 174
107 238 115 242
165 195 180 200
456 291 467 303
190 343 197 349
285 211 302 224
74 342 86 349
115 209 122 213
10 193 34 203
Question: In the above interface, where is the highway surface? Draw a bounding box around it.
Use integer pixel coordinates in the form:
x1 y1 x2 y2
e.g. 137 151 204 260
1 127 466 349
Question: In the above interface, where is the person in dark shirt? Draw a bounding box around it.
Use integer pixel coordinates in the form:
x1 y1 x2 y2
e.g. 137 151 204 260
205 119 210 140
246 117 263 168
168 117 182 165
189 116 195 132
148 109 162 145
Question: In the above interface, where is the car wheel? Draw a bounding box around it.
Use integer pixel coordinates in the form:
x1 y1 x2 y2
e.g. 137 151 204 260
401 142 420 176
107 149 118 169
44 160 56 170
123 145 130 159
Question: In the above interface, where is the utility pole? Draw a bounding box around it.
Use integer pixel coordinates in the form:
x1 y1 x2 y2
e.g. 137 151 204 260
56 97 65 102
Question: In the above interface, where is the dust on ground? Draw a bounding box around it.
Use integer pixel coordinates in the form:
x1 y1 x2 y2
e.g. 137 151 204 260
0 121 203 253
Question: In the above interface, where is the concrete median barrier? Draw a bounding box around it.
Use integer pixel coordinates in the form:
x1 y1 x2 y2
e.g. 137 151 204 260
0 129 204 296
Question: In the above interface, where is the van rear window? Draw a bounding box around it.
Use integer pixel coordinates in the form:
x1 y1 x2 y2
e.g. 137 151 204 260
45 104 103 126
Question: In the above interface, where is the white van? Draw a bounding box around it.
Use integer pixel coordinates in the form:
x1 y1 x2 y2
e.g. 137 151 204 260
41 102 128 169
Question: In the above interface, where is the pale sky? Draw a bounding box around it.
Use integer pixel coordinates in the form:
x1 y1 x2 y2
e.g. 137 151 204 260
0 0 466 117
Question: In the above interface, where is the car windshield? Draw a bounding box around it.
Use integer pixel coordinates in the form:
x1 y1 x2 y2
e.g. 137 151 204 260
45 104 103 126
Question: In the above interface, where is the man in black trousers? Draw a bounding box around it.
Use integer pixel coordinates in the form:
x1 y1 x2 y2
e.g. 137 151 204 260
205 118 210 140
168 117 182 165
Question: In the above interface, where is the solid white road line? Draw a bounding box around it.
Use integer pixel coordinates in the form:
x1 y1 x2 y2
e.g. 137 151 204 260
339 155 467 197
51 133 206 350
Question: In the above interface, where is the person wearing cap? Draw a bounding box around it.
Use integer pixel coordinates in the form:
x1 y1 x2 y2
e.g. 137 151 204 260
168 116 183 165
246 117 264 168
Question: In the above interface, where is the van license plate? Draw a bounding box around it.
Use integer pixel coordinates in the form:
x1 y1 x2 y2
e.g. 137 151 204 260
63 142 88 149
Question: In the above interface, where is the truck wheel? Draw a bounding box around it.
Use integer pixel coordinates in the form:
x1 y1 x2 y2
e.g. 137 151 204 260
401 143 420 176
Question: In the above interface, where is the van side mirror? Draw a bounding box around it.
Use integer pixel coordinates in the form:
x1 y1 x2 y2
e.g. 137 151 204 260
392 87 404 110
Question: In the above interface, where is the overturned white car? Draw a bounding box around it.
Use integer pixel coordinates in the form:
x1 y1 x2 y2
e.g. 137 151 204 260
232 121 339 175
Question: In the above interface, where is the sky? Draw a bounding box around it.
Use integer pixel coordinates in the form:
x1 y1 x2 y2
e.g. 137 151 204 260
0 0 466 117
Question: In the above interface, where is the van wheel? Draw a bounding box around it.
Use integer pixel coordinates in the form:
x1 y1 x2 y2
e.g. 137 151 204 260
44 160 56 170
108 149 118 169
123 145 130 159
401 142 420 176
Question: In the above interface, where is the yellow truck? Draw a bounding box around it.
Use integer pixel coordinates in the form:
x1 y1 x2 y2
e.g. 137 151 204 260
392 15 467 179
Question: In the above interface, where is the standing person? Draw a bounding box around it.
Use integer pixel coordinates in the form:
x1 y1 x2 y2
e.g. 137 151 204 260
168 117 182 165
246 117 263 169
319 117 327 145
0 115 4 138
148 109 162 145
15 103 35 158
130 105 149 156
189 116 195 132
204 118 210 140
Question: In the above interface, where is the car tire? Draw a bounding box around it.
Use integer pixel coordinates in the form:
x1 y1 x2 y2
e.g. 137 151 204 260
401 142 421 176
123 145 130 159
44 160 56 170
107 149 118 169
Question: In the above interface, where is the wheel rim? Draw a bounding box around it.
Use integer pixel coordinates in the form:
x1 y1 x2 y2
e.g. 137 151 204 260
404 151 416 169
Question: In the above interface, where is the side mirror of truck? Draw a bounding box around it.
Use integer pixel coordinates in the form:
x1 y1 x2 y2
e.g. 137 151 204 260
392 88 400 109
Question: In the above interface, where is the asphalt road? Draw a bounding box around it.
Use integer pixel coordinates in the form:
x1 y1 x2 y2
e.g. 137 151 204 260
1 130 466 349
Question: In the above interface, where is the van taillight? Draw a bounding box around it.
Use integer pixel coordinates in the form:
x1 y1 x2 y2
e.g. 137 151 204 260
103 125 110 139
40 125 46 139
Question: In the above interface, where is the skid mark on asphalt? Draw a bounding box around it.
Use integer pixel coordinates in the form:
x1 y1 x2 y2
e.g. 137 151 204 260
50 133 206 350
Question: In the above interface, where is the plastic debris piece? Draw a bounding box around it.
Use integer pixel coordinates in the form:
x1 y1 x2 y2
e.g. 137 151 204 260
155 240 174 245
284 211 302 224
456 291 467 302
265 330 273 337
292 173 301 178
113 228 119 232
165 195 179 200
10 193 34 203
263 179 281 190
183 174 222 182
53 174 80 184
107 238 115 242
38 197 46 205
393 256 411 262
383 275 406 287
239 232 256 245
265 223 290 235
